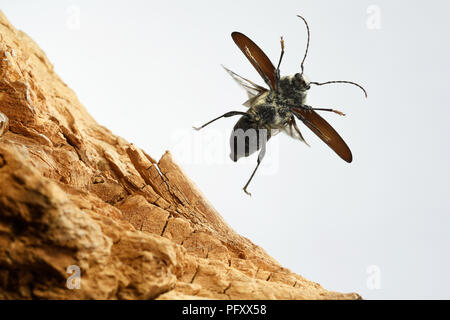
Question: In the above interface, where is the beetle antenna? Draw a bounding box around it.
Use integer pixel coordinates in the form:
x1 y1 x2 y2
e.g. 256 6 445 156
309 80 368 98
297 15 310 76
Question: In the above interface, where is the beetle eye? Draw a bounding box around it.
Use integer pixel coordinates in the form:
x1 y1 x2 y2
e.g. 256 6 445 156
294 73 308 88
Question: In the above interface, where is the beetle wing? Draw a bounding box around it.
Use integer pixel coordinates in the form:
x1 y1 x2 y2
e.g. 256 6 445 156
222 65 267 99
231 32 277 90
282 116 309 146
292 108 352 163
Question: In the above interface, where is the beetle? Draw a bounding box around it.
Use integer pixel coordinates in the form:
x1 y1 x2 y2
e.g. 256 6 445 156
194 15 367 195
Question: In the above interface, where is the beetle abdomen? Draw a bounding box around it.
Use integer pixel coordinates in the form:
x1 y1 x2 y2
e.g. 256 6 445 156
229 115 271 162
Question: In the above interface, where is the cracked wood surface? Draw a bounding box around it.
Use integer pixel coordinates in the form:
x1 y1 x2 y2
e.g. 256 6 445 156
0 11 360 300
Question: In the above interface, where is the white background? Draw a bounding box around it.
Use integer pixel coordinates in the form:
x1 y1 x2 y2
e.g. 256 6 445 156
2 0 450 299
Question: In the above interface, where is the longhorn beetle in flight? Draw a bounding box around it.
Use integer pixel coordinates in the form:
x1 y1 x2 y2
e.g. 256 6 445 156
194 15 367 195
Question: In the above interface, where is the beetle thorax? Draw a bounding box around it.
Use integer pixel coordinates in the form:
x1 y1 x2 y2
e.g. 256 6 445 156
277 75 309 106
